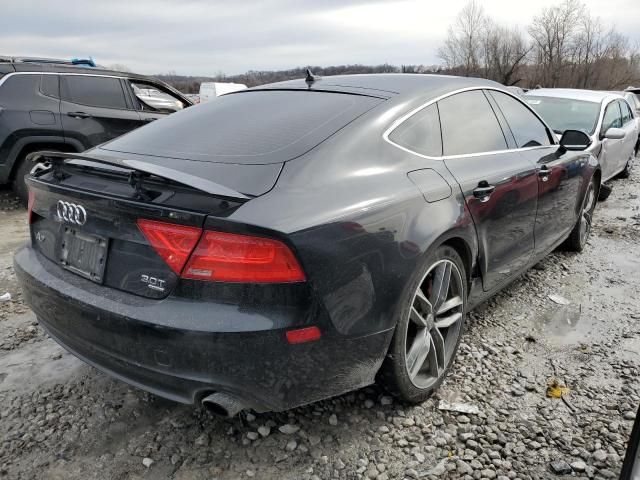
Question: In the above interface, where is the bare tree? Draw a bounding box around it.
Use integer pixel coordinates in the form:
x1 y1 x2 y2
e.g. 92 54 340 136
438 1 486 76
482 23 530 85
528 0 582 87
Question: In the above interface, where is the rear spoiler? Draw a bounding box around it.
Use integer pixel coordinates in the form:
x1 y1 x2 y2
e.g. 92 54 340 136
26 151 250 201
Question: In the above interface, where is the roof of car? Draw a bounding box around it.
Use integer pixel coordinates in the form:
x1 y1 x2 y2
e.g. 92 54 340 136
609 90 636 99
252 73 506 99
525 88 623 104
0 61 190 103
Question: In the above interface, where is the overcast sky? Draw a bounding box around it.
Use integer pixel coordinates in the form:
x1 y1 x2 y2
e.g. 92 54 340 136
2 0 639 76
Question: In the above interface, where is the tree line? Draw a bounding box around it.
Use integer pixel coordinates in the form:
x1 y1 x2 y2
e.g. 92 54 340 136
154 0 639 93
154 64 403 93
438 0 640 89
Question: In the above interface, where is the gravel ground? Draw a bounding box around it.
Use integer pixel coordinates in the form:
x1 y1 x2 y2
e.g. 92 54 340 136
1 166 639 480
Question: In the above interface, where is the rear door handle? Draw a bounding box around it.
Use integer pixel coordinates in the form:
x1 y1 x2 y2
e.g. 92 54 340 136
473 181 496 202
67 111 92 119
538 165 551 182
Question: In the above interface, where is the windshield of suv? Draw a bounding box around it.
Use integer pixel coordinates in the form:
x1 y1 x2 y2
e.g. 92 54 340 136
525 95 600 135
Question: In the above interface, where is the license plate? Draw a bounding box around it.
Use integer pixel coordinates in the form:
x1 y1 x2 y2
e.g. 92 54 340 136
60 227 108 283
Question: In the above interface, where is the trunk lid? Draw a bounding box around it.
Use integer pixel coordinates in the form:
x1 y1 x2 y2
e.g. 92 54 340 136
85 149 282 197
27 153 250 299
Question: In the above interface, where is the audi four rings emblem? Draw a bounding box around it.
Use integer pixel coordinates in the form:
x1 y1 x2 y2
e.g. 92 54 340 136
57 201 87 225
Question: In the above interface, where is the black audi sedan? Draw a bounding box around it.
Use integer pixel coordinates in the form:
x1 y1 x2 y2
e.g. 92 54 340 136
14 74 599 416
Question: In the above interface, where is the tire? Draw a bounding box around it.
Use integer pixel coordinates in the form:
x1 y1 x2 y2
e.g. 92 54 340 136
10 151 57 206
597 182 612 202
378 245 467 403
618 155 633 179
10 155 34 206
565 176 597 252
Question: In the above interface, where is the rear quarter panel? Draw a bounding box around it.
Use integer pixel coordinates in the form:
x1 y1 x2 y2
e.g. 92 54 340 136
230 107 478 337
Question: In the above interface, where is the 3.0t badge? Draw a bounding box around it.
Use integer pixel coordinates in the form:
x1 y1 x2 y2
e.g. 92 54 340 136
140 274 166 292
57 200 87 225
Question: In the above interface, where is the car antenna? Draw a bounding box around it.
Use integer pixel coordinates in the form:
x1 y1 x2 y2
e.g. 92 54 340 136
305 68 317 88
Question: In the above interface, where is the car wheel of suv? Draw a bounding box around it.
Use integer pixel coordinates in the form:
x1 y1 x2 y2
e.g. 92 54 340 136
11 156 35 206
379 245 466 403
11 153 54 206
565 176 597 252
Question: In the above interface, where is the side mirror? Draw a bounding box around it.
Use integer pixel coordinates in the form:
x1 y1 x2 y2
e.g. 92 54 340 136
603 127 625 140
621 406 640 478
559 130 592 151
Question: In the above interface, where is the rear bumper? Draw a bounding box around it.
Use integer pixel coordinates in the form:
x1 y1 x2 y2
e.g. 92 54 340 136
14 246 392 412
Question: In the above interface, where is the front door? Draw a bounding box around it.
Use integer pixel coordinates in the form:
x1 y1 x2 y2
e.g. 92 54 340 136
438 90 538 291
483 89 583 257
600 100 625 180
620 100 639 165
531 147 588 254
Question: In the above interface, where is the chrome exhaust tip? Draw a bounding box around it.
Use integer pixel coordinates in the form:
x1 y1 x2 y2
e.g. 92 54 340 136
201 392 245 417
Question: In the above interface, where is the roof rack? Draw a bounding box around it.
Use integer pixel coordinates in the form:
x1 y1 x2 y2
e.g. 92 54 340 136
0 56 99 67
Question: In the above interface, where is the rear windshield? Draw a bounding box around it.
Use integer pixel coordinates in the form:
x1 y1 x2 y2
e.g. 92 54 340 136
524 95 600 135
102 90 382 164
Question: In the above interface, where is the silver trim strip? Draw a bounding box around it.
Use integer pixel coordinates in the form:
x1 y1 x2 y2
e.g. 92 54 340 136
383 85 558 160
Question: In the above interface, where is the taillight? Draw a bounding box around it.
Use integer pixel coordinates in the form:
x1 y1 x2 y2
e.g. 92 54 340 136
137 219 202 274
182 231 306 283
286 326 321 344
27 189 35 224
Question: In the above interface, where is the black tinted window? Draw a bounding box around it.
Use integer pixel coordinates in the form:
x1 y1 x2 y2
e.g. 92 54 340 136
438 90 507 155
40 75 59 98
102 90 381 164
488 91 551 148
388 104 442 156
62 75 127 109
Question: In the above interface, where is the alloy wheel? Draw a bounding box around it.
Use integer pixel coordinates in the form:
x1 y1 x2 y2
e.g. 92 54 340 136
405 259 464 389
579 182 596 246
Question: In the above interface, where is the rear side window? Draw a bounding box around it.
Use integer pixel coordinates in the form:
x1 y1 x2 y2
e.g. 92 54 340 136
438 90 507 156
61 75 127 109
0 75 40 106
388 104 442 156
102 90 382 164
488 90 551 148
602 101 622 132
40 75 59 98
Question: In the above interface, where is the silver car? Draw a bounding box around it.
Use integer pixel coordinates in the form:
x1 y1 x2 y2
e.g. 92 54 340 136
524 88 639 182
625 87 640 117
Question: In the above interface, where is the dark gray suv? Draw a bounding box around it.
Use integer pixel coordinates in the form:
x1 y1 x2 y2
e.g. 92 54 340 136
0 58 191 204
